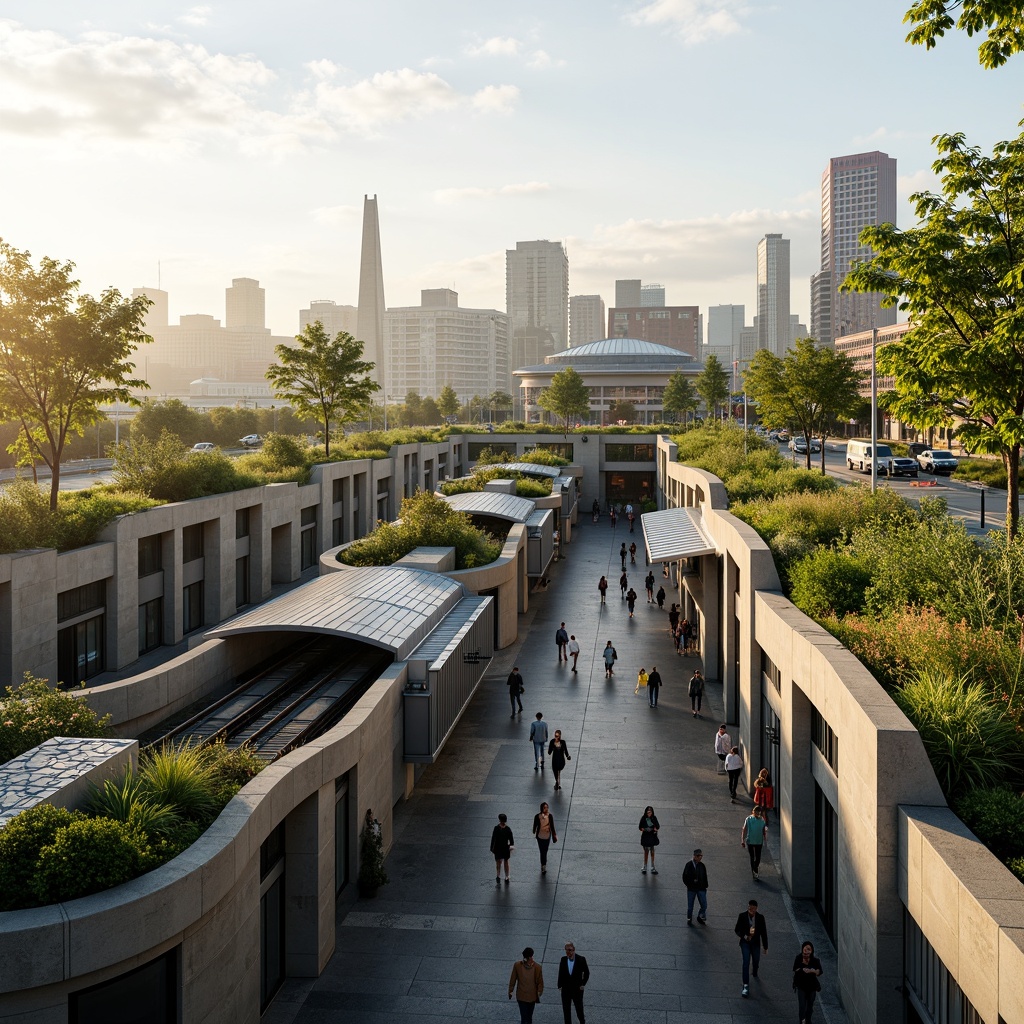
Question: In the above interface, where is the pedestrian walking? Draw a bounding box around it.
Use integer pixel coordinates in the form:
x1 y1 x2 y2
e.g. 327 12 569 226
682 849 708 924
638 805 660 873
635 667 648 695
726 746 744 801
568 635 580 672
490 813 514 884
645 571 655 602
625 502 633 518
508 667 525 717
627 510 635 533
673 623 684 655
532 802 557 874
668 604 679 632
508 947 543 1023
598 576 608 604
647 666 662 707
591 499 600 523
741 805 768 880
629 541 637 564
734 899 768 997
609 508 617 529
548 729 571 791
530 713 548 770
619 571 628 598
557 942 590 1024
715 724 732 774
626 587 638 618
687 619 699 655
656 585 666 609
556 622 569 663
602 641 617 677
792 941 824 1023
688 670 705 717
619 543 628 571
754 768 775 822
680 618 690 654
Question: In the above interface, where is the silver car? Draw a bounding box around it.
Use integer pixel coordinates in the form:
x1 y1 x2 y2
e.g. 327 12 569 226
917 450 958 475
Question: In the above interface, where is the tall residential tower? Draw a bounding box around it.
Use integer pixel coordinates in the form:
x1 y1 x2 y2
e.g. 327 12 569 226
506 239 569 375
756 234 791 357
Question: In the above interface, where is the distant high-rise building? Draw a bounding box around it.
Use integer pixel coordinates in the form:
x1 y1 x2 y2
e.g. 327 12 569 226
640 283 666 307
708 305 745 351
357 194 387 387
225 278 267 333
790 315 808 347
615 279 642 308
811 151 897 343
133 287 168 330
506 240 568 374
757 234 791 357
300 301 358 339
607 305 700 356
569 295 606 347
385 289 509 401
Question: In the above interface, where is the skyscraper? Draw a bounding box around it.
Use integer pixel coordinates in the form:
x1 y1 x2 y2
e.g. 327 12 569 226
300 301 358 339
569 294 606 347
357 195 387 387
756 234 791 357
640 283 666 307
811 151 897 343
225 278 267 333
615 280 642 308
506 240 568 374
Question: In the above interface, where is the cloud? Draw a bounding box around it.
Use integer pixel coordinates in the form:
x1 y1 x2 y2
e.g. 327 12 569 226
527 49 567 69
629 0 749 44
432 181 551 204
464 36 521 57
179 6 212 27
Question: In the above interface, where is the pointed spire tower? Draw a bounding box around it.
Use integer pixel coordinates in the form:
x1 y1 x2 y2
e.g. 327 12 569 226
356 194 386 388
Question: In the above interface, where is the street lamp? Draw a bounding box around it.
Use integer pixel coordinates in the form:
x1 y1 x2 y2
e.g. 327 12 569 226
870 327 878 494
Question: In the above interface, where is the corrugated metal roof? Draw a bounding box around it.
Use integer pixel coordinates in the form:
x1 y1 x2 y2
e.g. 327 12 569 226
490 462 562 478
641 507 717 563
205 567 465 661
442 491 537 522
410 596 491 668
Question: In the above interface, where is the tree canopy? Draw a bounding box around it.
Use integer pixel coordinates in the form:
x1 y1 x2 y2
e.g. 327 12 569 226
695 354 731 421
265 324 378 456
744 338 863 471
537 366 590 436
904 0 1024 67
0 240 152 509
437 384 460 420
843 125 1024 536
662 370 700 425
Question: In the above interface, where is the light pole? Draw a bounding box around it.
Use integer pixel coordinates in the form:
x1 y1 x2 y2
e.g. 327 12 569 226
870 327 878 494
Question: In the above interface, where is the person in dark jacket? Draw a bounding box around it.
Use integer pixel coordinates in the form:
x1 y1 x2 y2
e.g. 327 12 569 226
626 588 638 618
548 730 571 791
645 571 655 602
734 899 769 997
682 849 708 923
688 670 705 717
638 806 660 874
656 585 666 609
507 667 524 717
555 623 569 663
647 666 662 708
532 802 557 873
792 941 823 1022
490 813 514 884
557 941 590 1024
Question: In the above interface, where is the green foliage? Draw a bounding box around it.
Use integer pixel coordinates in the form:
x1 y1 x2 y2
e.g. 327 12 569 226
694 354 730 419
340 489 503 570
893 670 1024 798
953 456 1007 489
440 465 553 498
32 817 149 905
903 0 1024 67
0 805 82 911
139 742 219 822
537 367 590 436
473 446 569 467
954 788 1024 865
0 673 111 763
789 548 871 618
87 770 181 838
662 370 700 424
437 385 460 419
205 741 266 804
358 808 389 896
266 324 379 456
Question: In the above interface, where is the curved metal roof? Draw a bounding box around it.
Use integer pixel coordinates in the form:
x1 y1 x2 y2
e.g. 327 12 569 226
206 567 465 661
490 461 562 478
547 338 693 361
442 491 538 522
641 507 717 563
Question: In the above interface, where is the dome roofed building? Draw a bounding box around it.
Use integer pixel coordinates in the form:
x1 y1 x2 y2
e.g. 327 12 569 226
514 337 700 426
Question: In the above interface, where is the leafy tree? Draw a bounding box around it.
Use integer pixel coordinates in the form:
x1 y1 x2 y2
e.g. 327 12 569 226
843 125 1024 537
131 399 204 445
437 384 460 420
538 366 590 436
607 400 637 424
662 370 700 426
0 240 152 509
695 354 731 421
266 324 378 456
904 0 1024 67
489 390 514 421
421 396 441 425
744 338 863 471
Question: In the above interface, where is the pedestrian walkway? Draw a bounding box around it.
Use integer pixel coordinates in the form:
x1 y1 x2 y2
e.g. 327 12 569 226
268 514 846 1024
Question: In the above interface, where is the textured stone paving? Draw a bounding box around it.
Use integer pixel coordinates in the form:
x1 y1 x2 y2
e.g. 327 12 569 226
269 515 847 1024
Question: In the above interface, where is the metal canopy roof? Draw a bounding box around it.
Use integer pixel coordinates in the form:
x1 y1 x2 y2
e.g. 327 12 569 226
641 507 717 563
442 491 537 523
410 596 490 669
490 462 562 478
206 567 465 661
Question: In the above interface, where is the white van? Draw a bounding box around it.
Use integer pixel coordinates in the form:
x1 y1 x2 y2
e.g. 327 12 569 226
846 439 892 475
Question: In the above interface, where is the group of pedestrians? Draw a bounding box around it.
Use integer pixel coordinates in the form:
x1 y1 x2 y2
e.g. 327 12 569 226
527 712 572 789
634 665 662 707
507 942 590 1024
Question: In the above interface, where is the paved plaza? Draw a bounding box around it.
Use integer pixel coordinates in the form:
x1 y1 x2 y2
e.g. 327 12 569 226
268 516 847 1024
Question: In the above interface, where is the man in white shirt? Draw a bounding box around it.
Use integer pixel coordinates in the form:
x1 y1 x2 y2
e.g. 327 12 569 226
567 635 580 673
715 724 732 774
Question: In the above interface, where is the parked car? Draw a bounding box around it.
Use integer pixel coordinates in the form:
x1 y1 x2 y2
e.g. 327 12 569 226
191 442 215 452
889 456 919 478
808 437 822 454
239 434 262 447
906 441 930 457
789 436 808 454
917 449 959 475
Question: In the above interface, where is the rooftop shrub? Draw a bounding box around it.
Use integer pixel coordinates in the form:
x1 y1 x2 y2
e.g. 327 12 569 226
440 465 553 498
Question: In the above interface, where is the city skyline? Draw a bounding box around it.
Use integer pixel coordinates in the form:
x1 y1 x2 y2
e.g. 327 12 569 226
0 2 1020 337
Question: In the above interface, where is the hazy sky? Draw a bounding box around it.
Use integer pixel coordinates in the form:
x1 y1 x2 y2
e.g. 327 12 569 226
1 1 1021 336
